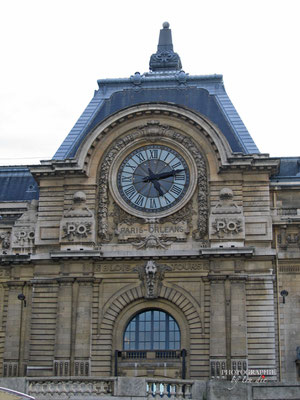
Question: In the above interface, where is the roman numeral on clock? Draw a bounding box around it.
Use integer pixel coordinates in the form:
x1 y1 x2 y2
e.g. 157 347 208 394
175 173 185 181
125 163 136 171
149 198 157 209
149 150 159 159
122 175 132 182
124 185 136 199
135 152 145 163
171 161 181 169
170 184 182 196
134 194 145 207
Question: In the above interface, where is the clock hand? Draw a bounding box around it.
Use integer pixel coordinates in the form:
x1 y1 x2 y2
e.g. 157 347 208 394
143 168 185 182
155 168 185 180
152 180 164 196
143 167 156 183
142 168 164 196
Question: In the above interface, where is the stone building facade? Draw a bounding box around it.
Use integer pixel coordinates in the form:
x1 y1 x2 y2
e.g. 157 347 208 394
0 22 300 398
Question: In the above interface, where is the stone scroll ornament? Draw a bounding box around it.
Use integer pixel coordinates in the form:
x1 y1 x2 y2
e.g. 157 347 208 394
98 122 208 241
134 260 171 299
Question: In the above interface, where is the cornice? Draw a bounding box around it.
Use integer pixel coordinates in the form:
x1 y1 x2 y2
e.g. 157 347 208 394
50 250 102 260
200 247 254 257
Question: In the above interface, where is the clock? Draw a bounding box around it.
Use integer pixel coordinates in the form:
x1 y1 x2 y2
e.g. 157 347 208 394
109 141 197 218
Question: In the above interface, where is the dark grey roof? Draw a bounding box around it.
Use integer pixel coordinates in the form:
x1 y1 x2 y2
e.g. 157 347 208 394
53 23 259 161
0 167 39 201
53 73 259 160
271 157 300 182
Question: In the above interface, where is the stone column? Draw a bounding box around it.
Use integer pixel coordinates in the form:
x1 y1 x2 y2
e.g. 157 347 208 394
74 278 94 376
209 276 227 377
54 277 74 376
3 281 24 377
229 276 248 372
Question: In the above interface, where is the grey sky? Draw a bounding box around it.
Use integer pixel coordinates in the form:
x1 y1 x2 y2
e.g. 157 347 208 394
1 0 299 165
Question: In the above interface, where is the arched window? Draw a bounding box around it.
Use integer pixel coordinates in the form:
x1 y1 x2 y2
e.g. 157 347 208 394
123 309 180 350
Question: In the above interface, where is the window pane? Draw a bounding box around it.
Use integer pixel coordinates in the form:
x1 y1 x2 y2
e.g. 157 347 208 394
145 311 151 321
140 313 145 321
153 310 160 320
123 310 180 351
146 321 151 331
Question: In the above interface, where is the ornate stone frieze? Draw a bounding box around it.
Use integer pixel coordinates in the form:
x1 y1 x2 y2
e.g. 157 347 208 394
134 259 171 299
98 122 208 243
59 191 95 248
95 261 208 273
209 188 245 241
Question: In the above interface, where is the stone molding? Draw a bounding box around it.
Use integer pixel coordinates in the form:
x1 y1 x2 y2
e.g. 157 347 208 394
56 277 75 286
76 277 95 286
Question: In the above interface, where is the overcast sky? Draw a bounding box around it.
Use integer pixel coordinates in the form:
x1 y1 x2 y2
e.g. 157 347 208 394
1 0 299 165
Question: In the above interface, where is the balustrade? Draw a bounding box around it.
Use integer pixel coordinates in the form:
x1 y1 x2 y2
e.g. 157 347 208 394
27 377 115 397
146 378 193 399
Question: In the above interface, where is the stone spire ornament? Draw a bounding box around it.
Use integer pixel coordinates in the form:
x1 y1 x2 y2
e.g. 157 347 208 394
149 22 182 72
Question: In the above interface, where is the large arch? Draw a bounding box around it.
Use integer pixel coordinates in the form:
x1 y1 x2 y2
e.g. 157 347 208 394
75 103 233 175
92 282 203 378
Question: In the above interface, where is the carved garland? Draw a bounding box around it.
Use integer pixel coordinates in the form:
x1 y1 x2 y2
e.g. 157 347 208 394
98 122 208 241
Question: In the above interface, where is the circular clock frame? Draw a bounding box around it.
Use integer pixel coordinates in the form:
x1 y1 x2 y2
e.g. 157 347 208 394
109 138 198 219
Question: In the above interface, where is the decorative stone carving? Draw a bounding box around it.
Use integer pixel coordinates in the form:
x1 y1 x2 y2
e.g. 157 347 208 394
62 221 92 241
161 200 195 231
98 122 208 242
111 202 143 226
135 259 171 299
212 188 242 215
0 231 11 252
59 191 95 248
132 234 173 249
209 188 245 241
211 218 243 236
63 191 93 218
278 226 300 249
115 215 188 245
11 200 38 254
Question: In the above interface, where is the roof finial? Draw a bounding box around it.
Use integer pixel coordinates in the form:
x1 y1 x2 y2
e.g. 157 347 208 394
149 22 182 72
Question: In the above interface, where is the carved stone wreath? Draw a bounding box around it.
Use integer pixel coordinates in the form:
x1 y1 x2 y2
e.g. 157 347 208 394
98 122 208 241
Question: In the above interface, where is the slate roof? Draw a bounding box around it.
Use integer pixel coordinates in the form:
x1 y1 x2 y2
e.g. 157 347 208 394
53 23 259 160
53 73 259 160
271 157 300 182
0 167 39 201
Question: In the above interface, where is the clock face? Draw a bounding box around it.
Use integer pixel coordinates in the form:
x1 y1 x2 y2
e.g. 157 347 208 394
117 145 190 214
